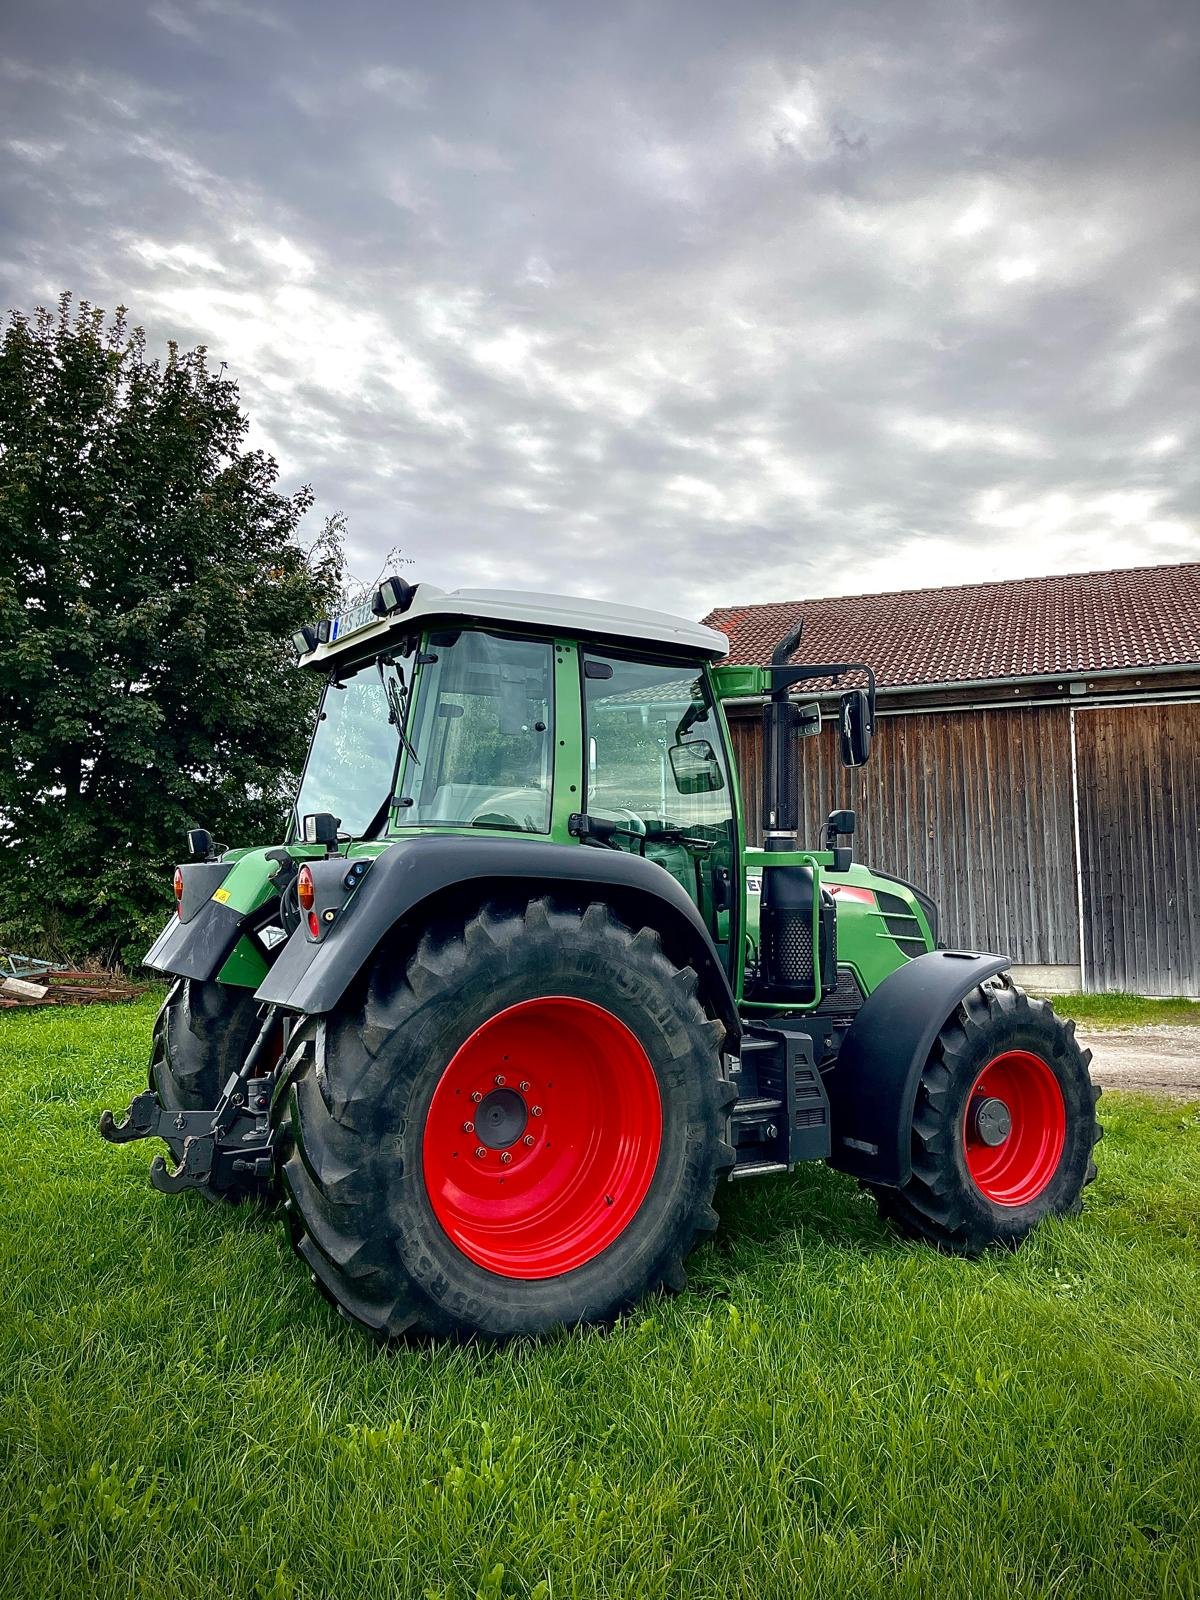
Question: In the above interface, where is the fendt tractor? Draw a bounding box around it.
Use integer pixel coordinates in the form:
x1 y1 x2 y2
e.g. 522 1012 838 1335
101 579 1101 1340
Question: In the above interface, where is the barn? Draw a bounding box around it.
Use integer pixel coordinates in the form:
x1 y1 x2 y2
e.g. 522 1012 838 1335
704 561 1200 996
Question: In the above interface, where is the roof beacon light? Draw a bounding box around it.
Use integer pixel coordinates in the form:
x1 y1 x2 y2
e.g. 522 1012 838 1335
373 576 415 617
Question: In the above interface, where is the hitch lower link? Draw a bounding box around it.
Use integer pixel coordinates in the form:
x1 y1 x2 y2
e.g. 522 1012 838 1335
99 1010 282 1196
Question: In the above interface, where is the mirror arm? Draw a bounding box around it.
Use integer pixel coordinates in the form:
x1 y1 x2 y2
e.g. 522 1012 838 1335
770 661 876 727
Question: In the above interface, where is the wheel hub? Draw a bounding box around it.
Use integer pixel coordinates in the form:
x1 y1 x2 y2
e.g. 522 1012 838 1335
475 1087 528 1149
970 1095 1012 1147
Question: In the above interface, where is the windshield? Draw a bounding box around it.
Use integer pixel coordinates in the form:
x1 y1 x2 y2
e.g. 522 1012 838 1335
293 659 405 838
398 630 554 832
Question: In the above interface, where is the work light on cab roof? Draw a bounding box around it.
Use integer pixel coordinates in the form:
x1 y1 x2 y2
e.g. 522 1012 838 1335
100 574 1102 1343
292 573 415 662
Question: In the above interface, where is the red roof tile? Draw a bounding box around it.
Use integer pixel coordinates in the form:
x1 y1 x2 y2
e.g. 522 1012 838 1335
702 561 1200 689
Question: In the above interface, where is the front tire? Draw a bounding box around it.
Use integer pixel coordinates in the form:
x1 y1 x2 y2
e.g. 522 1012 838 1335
874 980 1101 1254
279 899 736 1340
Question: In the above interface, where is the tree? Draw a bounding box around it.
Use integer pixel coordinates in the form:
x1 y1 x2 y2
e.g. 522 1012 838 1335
0 295 346 966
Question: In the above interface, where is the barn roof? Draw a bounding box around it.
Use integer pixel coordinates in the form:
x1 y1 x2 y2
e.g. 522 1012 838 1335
702 561 1200 690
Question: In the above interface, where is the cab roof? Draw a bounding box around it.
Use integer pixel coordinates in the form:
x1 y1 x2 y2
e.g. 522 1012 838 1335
297 582 729 669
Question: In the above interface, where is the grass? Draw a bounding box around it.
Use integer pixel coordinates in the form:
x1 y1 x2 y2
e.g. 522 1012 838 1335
1046 992 1200 1029
1 998 1198 1600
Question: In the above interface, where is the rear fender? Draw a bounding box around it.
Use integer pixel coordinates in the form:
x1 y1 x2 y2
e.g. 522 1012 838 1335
824 950 1011 1186
254 835 741 1046
143 853 285 984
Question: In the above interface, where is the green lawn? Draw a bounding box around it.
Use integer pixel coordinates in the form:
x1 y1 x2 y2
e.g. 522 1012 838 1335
2 997 1198 1599
1046 992 1200 1029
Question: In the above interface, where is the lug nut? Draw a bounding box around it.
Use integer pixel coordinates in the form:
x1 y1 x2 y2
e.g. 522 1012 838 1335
523 1134 535 1147
519 1080 530 1092
462 1121 474 1133
494 1074 506 1087
475 1146 487 1159
500 1151 512 1165
470 1091 482 1104
531 1105 543 1117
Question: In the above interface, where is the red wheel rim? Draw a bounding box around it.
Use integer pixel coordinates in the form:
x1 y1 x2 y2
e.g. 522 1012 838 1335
963 1049 1066 1206
422 997 663 1278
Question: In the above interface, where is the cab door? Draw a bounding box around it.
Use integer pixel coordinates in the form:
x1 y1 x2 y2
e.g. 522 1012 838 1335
580 651 738 972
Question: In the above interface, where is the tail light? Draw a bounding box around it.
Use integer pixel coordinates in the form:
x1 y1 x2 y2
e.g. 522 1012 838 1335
173 866 184 917
297 865 315 913
307 911 321 938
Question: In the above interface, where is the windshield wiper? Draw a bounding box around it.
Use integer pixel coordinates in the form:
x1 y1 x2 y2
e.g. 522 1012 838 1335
378 658 420 767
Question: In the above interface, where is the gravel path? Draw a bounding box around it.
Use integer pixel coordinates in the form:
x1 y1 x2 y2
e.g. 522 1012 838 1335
1077 1026 1200 1101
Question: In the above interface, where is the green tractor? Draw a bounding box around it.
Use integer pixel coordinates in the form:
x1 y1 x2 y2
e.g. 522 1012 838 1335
101 580 1101 1339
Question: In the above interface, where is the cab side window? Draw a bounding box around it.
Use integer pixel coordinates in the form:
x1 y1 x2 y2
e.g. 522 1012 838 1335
582 653 736 958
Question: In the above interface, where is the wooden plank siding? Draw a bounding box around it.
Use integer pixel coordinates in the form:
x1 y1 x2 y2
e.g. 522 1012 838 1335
1074 702 1200 995
728 705 1081 966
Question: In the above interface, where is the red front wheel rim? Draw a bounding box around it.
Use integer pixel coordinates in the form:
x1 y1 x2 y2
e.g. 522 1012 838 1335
422 997 663 1278
963 1049 1066 1206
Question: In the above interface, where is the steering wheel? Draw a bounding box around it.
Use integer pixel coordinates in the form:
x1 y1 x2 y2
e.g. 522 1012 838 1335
597 806 647 838
467 788 549 831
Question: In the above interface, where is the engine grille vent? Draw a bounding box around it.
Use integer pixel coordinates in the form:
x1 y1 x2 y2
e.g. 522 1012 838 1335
816 966 865 1016
875 890 928 960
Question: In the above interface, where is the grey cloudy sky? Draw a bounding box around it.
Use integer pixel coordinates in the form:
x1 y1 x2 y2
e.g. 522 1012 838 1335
3 0 1198 618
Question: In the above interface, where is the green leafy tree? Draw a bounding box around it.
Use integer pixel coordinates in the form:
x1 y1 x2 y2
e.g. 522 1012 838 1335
0 295 345 966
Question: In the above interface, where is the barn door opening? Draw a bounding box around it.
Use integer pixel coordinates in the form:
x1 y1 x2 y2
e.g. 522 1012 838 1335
1074 702 1200 996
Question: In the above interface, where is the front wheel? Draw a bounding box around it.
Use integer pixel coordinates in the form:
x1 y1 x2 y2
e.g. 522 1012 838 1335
873 981 1101 1254
279 898 735 1339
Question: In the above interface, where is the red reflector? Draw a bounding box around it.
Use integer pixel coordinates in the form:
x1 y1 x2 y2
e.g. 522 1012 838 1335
297 865 315 912
173 867 184 916
307 910 321 938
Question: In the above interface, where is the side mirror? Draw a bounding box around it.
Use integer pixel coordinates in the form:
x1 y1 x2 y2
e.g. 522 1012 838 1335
838 689 873 768
669 740 725 795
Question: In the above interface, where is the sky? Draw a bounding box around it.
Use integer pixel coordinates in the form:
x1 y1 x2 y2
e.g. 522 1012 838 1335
2 0 1198 620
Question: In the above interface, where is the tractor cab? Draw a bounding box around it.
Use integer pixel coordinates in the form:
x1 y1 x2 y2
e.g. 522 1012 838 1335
288 581 742 972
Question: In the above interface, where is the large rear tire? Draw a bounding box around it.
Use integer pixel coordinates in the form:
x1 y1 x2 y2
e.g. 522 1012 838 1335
873 980 1101 1254
149 976 263 1197
279 898 736 1340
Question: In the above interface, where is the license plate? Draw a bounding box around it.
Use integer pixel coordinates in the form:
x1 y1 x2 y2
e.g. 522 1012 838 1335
329 601 376 642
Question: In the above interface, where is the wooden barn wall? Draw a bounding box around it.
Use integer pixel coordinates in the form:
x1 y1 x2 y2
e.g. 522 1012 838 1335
728 705 1080 966
1074 702 1200 996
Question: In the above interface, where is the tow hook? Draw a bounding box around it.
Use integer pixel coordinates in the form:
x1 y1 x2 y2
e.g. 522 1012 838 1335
99 1009 283 1198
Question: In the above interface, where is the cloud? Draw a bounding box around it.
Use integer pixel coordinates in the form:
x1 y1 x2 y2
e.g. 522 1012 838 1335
1 0 1197 620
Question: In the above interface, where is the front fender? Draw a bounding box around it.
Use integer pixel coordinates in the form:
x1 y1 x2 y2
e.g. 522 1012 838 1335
824 949 1011 1186
254 835 741 1045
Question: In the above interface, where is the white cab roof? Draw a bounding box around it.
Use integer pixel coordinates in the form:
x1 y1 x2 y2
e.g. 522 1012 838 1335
299 583 729 668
